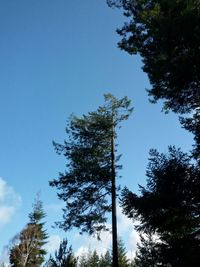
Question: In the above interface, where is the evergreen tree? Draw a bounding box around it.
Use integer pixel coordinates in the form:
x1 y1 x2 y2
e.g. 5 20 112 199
108 0 200 162
78 250 99 267
118 239 129 267
108 0 200 114
180 110 200 161
99 250 112 267
50 94 133 267
45 239 77 267
9 197 48 267
121 147 200 266
107 1 200 266
87 250 100 267
78 254 87 267
133 232 162 267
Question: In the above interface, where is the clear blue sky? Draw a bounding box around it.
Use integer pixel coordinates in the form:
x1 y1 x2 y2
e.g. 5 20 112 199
0 0 193 261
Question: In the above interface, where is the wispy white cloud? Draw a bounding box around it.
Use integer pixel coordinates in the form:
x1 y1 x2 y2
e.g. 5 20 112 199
75 224 112 258
0 176 22 266
127 227 140 259
45 235 61 254
0 245 10 267
117 206 140 259
74 206 140 260
0 177 21 226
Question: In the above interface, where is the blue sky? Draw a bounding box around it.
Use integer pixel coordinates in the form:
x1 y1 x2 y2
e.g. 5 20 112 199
0 0 193 262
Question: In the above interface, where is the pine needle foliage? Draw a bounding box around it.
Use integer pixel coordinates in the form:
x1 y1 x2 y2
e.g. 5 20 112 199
49 94 133 237
45 239 77 267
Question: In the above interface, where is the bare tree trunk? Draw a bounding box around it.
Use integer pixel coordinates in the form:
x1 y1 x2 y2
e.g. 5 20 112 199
111 120 119 267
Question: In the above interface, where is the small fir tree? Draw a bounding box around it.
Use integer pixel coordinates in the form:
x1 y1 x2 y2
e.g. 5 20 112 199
118 239 129 267
45 239 77 267
133 232 162 267
9 197 48 267
99 250 112 267
87 250 100 267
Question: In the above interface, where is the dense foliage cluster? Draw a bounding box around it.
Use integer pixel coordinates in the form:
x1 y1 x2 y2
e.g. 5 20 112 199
121 147 200 266
45 239 132 267
108 0 200 114
107 1 200 266
108 0 200 161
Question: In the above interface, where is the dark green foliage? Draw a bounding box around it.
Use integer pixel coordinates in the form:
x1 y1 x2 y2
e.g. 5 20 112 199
77 244 130 267
118 239 129 267
108 0 200 164
87 250 100 267
108 0 200 114
78 250 99 267
133 232 162 267
121 147 200 266
45 239 77 267
78 254 88 267
49 94 132 237
99 250 112 267
108 1 200 266
9 197 48 267
180 108 200 161
29 197 48 258
29 197 48 263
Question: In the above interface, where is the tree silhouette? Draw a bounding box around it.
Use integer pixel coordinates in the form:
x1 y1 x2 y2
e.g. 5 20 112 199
133 232 162 267
50 94 133 267
108 0 200 163
45 239 77 267
99 250 112 267
108 0 200 114
118 239 129 267
121 147 200 266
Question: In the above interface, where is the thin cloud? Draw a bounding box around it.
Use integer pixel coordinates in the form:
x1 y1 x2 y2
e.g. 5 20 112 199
45 235 61 254
75 224 112 258
0 177 21 226
74 206 140 260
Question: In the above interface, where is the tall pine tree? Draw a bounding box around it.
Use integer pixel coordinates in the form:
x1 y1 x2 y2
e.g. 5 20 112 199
50 94 133 267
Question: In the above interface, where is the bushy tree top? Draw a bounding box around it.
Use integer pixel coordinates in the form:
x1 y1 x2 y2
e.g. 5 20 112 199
108 0 200 114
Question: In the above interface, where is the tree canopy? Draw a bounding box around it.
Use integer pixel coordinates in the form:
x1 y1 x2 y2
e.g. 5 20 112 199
50 94 132 267
121 146 200 266
50 94 132 236
133 232 161 267
108 0 200 114
106 3 200 264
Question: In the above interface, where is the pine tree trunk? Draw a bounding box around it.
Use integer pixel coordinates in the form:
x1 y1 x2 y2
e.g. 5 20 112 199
111 120 119 267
